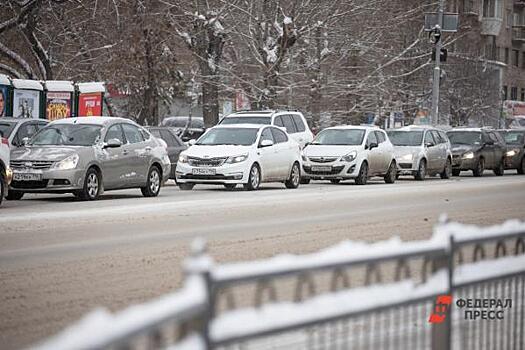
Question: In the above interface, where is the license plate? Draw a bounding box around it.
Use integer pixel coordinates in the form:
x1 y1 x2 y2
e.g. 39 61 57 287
13 172 42 181
192 168 216 175
311 166 332 172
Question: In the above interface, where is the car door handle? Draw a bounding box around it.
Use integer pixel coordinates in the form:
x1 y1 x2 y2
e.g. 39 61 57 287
122 150 129 155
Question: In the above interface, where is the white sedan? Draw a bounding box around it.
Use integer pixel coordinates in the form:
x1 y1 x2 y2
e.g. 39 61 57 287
175 124 302 190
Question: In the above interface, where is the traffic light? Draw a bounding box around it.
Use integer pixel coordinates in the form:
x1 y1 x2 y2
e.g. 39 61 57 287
431 48 448 62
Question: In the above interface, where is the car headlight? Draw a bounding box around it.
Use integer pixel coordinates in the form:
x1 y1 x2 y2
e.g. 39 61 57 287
401 154 413 162
341 150 357 162
462 152 475 159
506 149 520 157
301 153 308 162
226 154 248 164
178 154 188 163
52 154 79 170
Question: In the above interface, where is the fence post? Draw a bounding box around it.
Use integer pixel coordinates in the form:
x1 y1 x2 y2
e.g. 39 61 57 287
184 238 214 350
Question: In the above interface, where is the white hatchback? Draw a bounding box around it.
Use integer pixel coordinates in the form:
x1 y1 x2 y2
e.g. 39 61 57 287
0 132 12 206
176 124 302 190
301 126 397 185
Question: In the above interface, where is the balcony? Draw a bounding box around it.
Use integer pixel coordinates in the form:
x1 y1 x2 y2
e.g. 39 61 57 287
512 25 525 42
481 17 503 35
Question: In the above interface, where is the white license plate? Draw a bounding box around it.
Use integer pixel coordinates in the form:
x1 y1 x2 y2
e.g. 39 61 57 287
13 172 42 181
192 168 216 175
311 166 332 172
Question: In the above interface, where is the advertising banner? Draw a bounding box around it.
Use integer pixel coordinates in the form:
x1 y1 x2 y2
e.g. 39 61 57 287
0 85 7 117
78 93 102 117
13 89 40 119
46 92 71 121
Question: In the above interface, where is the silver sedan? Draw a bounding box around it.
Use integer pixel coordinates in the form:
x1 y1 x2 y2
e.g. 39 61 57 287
8 117 171 200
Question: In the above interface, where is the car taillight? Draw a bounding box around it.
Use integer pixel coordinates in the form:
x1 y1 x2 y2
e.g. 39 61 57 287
1 137 8 146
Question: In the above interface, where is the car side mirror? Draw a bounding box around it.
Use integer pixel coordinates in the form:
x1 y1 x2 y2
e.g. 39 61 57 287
104 138 122 148
367 142 378 150
485 139 494 146
22 137 30 146
188 139 197 146
425 142 434 148
260 139 274 148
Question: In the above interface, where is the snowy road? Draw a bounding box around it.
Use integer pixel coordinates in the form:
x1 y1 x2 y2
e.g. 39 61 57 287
1 172 525 349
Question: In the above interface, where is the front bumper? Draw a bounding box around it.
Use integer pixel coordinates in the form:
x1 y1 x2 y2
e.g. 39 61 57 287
4 167 13 185
452 155 476 170
175 162 249 185
9 168 86 193
397 162 416 175
504 155 522 169
302 161 358 180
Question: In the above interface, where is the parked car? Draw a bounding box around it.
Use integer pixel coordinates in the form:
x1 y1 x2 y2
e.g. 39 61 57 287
301 126 397 185
147 127 187 179
219 110 314 148
8 117 171 201
387 126 452 180
447 128 506 177
160 116 206 142
0 117 48 148
497 129 525 174
176 124 301 191
0 130 13 206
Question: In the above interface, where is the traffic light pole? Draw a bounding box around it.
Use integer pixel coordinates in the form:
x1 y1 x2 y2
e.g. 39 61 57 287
431 0 444 125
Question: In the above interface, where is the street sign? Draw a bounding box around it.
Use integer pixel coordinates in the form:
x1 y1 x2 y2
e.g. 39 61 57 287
424 13 459 32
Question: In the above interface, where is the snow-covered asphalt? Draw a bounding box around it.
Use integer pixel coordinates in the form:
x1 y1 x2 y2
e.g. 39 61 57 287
1 172 524 349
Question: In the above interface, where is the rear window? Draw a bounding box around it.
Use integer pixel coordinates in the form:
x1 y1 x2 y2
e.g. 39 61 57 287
280 115 297 134
0 122 16 138
162 117 203 128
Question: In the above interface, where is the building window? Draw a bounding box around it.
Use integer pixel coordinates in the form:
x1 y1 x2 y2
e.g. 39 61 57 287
513 50 520 66
511 86 518 100
505 48 510 64
521 88 525 101
483 0 502 18
522 52 525 68
462 0 476 13
503 85 508 100
507 10 512 29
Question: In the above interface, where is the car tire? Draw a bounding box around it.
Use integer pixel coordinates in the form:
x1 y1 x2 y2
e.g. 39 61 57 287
355 161 368 185
414 159 426 181
440 158 452 179
452 169 461 176
244 163 261 191
224 184 237 190
384 161 397 184
518 158 525 175
76 167 101 201
6 190 24 200
473 158 484 177
285 162 301 189
300 178 311 185
0 172 4 206
330 179 341 184
178 183 195 191
141 166 162 197
493 159 504 176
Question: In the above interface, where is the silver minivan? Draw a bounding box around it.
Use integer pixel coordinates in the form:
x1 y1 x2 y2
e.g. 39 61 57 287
8 117 171 200
387 126 452 180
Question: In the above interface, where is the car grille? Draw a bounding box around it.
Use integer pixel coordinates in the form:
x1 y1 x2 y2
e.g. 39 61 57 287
11 160 54 170
188 157 227 167
399 163 412 169
308 157 339 163
11 180 49 189
303 165 344 175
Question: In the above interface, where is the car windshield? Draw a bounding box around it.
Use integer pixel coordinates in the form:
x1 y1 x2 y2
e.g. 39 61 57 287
220 116 272 125
447 131 482 145
0 121 16 138
504 131 524 145
387 130 424 146
31 124 102 146
196 128 258 146
162 118 203 128
311 129 365 145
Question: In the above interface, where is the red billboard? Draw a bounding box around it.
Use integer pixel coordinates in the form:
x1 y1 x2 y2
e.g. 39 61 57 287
46 92 72 121
78 93 102 117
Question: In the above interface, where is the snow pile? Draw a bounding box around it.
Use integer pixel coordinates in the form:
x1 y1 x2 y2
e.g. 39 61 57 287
0 74 10 85
76 82 105 93
33 276 207 350
434 219 525 244
165 334 205 350
44 80 74 92
211 270 447 343
455 254 525 286
12 79 43 90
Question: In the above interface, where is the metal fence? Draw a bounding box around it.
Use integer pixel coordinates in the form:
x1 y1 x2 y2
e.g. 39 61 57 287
34 218 525 350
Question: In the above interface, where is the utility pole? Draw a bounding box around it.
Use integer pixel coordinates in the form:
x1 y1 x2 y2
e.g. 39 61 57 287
431 0 445 125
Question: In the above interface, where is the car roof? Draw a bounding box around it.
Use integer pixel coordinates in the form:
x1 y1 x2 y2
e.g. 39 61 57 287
50 116 135 126
448 128 483 132
323 125 380 131
163 116 203 120
212 123 268 130
0 117 43 124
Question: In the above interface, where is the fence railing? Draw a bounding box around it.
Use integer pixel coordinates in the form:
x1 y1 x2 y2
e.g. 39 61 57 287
33 217 525 350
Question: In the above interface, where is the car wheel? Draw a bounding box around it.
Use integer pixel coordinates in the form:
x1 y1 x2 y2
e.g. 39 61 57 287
178 183 195 191
76 168 101 201
141 166 162 197
285 162 301 189
244 163 261 191
414 159 426 181
300 178 311 185
473 158 484 177
452 169 461 176
224 184 237 190
493 159 504 176
355 161 368 185
440 158 452 179
518 158 525 175
330 179 341 184
384 161 396 184
6 190 24 200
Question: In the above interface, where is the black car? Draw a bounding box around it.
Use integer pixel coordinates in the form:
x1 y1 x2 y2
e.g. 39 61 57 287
147 127 187 179
160 116 205 142
447 128 506 177
497 129 525 174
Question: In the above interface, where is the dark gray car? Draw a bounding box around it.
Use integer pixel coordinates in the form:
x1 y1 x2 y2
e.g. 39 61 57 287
8 117 171 200
497 129 525 174
147 127 187 179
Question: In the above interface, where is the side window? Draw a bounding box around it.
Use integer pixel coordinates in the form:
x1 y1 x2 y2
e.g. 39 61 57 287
17 123 39 142
37 122 48 130
367 131 378 146
431 131 443 144
274 116 285 127
139 127 151 140
281 115 297 134
259 128 274 145
105 124 125 143
374 131 386 143
271 127 288 143
488 132 500 144
122 123 144 144
291 114 306 132
424 131 436 145
160 130 177 147
482 132 491 143
438 131 448 143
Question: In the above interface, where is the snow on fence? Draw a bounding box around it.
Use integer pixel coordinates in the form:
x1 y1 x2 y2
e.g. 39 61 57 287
32 217 525 350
